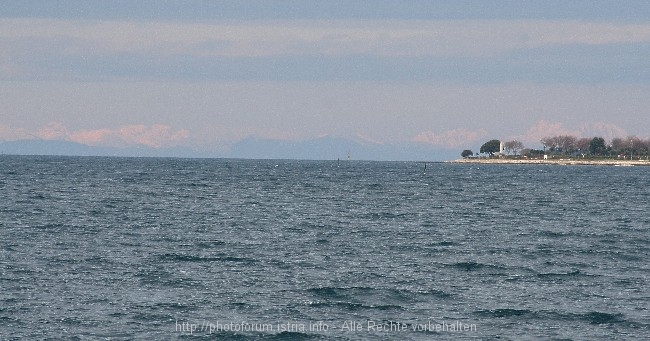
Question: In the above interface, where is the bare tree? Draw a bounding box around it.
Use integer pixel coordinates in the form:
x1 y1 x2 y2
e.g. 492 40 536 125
541 135 577 154
504 140 524 155
556 135 577 154
642 139 650 159
627 136 643 159
576 137 591 155
611 137 626 153
540 136 555 153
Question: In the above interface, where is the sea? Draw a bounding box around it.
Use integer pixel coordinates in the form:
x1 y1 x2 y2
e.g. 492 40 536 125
0 155 648 340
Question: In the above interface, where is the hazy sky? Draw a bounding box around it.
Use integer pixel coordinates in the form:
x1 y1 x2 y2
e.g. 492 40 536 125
2 1 650 153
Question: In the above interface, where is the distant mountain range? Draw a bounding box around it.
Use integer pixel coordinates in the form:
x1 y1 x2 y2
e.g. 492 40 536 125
0 136 460 161
0 139 207 158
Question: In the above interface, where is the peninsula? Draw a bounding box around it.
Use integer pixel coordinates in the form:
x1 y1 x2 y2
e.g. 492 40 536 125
457 135 650 166
449 158 650 166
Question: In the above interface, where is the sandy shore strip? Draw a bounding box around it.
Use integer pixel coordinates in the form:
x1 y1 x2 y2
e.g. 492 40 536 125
448 158 650 166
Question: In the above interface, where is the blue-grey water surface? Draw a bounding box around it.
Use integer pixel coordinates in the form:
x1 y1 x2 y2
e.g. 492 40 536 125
1 156 648 340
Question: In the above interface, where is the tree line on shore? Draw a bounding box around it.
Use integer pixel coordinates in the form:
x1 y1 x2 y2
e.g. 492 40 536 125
461 135 650 159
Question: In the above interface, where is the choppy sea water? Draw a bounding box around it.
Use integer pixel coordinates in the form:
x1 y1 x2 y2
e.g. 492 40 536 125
0 155 648 340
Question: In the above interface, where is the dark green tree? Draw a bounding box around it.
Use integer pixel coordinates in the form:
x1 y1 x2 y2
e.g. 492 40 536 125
461 149 474 158
480 139 501 155
589 137 606 156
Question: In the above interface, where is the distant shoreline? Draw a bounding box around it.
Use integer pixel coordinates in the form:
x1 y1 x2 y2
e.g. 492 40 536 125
448 158 650 166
